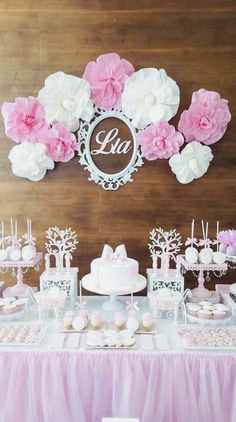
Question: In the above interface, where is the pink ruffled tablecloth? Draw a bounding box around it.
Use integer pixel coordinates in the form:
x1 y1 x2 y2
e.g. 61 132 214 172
0 350 235 422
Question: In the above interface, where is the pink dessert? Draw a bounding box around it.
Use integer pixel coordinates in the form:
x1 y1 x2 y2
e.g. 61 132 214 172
198 309 212 319
212 310 227 320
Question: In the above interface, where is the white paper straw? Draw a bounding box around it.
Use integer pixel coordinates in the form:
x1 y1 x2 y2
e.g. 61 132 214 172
191 219 194 247
201 220 205 248
1 222 3 250
10 218 13 238
15 220 17 240
217 221 219 252
79 280 82 307
205 222 209 248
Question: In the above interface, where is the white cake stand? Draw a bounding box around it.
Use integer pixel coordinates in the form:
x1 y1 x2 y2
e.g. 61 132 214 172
82 273 147 311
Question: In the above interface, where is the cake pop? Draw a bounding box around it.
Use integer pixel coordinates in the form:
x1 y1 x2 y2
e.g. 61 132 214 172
199 221 212 265
185 219 198 264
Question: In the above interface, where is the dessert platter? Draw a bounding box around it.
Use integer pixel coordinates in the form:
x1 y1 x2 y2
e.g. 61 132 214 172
184 300 233 326
82 244 146 310
0 322 47 346
175 325 236 350
86 329 136 349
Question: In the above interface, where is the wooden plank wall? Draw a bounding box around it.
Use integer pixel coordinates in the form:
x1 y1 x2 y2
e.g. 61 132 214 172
0 0 235 293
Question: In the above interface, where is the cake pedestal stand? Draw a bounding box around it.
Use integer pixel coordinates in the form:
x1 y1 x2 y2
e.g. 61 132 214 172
0 253 42 298
180 257 227 303
82 273 147 311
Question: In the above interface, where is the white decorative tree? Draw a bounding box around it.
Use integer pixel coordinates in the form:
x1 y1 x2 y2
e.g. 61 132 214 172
148 227 182 271
45 227 78 271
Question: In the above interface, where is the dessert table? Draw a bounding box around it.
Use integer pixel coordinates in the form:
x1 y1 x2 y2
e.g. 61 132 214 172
0 296 235 422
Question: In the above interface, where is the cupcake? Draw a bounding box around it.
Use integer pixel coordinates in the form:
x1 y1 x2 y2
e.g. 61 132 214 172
114 312 125 330
90 311 101 330
63 313 73 330
142 312 153 331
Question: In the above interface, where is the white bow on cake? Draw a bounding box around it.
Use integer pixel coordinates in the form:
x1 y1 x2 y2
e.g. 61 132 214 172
101 244 127 261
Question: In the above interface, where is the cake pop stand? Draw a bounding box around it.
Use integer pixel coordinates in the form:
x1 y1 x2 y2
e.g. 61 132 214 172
1 253 42 298
82 273 147 311
180 257 227 303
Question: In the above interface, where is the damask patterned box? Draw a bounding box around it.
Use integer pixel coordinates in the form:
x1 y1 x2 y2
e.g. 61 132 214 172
39 268 78 309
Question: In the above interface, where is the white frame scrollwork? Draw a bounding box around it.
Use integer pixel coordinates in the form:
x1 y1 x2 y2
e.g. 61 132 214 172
77 108 144 190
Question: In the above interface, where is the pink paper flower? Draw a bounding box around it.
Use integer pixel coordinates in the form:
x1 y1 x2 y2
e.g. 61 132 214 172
44 123 78 162
138 121 184 160
178 89 231 145
1 96 49 143
83 52 134 110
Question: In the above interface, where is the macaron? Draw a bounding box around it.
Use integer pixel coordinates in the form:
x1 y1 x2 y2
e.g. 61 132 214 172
2 304 17 314
198 309 212 319
186 303 201 316
14 298 28 309
214 304 229 312
212 310 227 320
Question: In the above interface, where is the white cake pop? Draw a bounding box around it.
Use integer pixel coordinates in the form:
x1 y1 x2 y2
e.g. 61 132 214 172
185 220 198 264
126 314 139 332
10 248 22 261
22 245 36 261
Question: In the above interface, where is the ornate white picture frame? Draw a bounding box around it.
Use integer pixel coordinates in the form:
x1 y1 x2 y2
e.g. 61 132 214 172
77 109 144 190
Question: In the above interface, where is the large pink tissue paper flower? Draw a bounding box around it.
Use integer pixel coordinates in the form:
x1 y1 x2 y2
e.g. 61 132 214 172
83 52 134 110
178 89 231 145
1 96 49 143
44 123 78 162
138 121 184 160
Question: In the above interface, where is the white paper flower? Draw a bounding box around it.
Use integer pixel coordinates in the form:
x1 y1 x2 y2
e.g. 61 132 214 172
8 142 54 181
38 71 94 132
169 141 213 184
121 68 180 129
